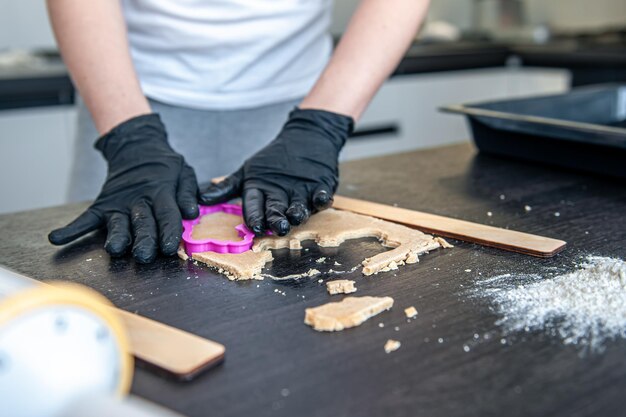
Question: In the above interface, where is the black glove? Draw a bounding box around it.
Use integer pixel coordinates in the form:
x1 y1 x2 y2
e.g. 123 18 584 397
199 108 354 236
48 114 199 263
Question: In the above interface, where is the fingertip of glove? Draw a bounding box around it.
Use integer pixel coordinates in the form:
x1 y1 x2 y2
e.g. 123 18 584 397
199 188 227 205
286 203 310 226
270 219 291 236
105 246 127 258
48 229 67 245
250 223 266 237
200 175 241 205
180 204 199 220
313 190 333 210
105 239 130 257
133 247 157 264
160 238 180 257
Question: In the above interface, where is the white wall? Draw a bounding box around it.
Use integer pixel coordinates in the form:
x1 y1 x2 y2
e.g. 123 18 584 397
0 0 56 50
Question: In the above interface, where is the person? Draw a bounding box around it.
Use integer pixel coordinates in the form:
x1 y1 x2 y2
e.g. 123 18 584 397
46 0 430 263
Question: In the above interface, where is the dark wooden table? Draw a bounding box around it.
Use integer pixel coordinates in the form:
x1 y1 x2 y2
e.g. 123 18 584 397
1 143 625 417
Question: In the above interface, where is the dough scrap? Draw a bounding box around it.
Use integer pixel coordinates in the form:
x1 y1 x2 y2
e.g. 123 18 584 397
304 296 394 332
435 237 454 249
266 269 321 281
384 339 401 353
326 279 357 295
181 208 450 280
404 306 418 318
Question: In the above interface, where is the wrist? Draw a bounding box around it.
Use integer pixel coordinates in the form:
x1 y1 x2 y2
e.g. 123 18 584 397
299 96 362 121
286 107 354 150
91 95 152 135
95 113 168 160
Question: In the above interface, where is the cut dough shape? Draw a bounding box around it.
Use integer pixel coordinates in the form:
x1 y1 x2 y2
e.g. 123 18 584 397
404 306 418 318
181 208 450 280
384 339 401 353
178 245 273 281
304 296 394 332
193 251 273 281
326 279 357 295
191 212 244 242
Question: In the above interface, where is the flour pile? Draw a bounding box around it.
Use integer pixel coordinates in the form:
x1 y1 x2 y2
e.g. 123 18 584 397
475 256 626 351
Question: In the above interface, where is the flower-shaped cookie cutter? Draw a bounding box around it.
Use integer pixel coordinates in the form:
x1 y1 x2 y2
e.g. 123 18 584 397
182 203 254 256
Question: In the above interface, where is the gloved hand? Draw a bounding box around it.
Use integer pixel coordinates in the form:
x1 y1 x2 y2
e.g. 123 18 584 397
199 108 354 236
48 114 199 263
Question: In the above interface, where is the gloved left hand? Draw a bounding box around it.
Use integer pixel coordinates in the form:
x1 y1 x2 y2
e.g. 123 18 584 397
199 108 354 236
48 114 199 263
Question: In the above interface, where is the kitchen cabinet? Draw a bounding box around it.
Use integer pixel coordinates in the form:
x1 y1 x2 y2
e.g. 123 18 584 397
0 106 77 214
342 67 570 161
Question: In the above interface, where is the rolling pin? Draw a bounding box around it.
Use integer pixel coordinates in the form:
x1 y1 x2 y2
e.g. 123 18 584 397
0 266 225 380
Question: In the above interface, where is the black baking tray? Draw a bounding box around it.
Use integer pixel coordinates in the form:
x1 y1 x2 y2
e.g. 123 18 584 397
441 84 626 179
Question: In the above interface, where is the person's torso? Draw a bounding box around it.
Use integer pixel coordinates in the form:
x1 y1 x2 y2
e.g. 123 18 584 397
122 0 334 109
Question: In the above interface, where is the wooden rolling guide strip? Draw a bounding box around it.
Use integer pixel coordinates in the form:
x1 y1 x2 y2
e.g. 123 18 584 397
115 309 225 380
332 196 566 257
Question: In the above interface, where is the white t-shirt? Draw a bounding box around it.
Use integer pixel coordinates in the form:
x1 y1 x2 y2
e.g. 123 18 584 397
121 0 333 110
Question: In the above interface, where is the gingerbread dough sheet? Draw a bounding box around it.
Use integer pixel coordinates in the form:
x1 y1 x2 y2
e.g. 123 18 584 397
180 208 450 280
254 209 449 276
191 212 243 242
304 296 394 332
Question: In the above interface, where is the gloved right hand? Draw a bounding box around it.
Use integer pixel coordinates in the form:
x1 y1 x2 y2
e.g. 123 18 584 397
48 113 199 263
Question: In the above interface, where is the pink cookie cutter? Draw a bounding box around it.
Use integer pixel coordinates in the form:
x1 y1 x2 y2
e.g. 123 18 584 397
182 203 254 256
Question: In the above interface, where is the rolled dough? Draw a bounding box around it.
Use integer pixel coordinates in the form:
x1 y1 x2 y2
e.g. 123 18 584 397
254 209 449 276
304 296 394 332
180 208 451 280
326 279 357 295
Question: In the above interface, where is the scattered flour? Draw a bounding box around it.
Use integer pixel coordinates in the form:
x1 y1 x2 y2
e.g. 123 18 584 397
474 256 626 352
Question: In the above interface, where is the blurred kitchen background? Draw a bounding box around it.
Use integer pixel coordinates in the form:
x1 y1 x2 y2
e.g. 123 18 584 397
1 0 625 214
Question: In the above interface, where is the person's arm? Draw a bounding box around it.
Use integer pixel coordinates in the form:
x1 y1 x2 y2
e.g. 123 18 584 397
47 0 150 134
300 0 430 120
199 0 430 236
46 0 199 263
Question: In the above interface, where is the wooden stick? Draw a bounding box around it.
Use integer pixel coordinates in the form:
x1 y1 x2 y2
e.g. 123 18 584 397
332 195 566 258
116 309 225 380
